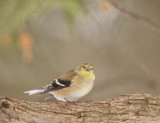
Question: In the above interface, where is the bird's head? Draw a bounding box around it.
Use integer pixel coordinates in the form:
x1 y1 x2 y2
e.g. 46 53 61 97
75 63 95 80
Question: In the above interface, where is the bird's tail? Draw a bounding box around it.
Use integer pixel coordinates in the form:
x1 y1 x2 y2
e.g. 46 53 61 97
24 88 45 95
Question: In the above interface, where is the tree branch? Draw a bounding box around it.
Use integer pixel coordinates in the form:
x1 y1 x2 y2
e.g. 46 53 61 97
1 94 160 123
108 0 160 34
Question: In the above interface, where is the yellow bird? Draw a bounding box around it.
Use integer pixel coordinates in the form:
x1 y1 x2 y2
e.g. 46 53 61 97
24 63 95 102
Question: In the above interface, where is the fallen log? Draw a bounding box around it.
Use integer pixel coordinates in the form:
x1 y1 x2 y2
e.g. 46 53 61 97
1 94 160 123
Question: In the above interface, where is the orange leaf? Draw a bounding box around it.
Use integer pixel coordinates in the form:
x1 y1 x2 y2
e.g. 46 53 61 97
19 30 33 64
100 0 112 12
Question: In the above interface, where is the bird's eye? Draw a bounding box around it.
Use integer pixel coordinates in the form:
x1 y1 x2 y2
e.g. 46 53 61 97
91 68 93 70
82 65 86 69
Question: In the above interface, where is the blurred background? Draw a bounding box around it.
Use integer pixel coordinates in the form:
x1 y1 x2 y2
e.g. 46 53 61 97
0 0 160 102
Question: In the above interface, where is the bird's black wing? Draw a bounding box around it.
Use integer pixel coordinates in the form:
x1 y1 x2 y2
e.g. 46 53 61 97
45 79 71 93
41 70 77 94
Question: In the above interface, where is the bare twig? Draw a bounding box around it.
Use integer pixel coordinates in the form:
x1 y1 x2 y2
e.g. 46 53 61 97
108 0 160 34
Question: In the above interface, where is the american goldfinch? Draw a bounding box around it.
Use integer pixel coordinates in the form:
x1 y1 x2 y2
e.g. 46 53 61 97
24 63 95 102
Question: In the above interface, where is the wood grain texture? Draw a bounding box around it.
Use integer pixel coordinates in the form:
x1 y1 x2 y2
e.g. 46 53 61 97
1 94 160 123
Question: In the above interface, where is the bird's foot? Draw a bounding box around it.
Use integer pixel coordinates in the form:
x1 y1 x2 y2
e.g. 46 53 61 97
64 98 80 104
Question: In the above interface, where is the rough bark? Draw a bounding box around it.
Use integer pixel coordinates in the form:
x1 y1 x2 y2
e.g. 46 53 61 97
1 94 160 123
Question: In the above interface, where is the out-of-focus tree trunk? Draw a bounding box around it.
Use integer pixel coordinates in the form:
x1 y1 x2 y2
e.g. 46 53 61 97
1 94 160 123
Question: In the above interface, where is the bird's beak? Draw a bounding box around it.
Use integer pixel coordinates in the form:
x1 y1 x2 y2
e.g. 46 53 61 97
85 67 90 71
